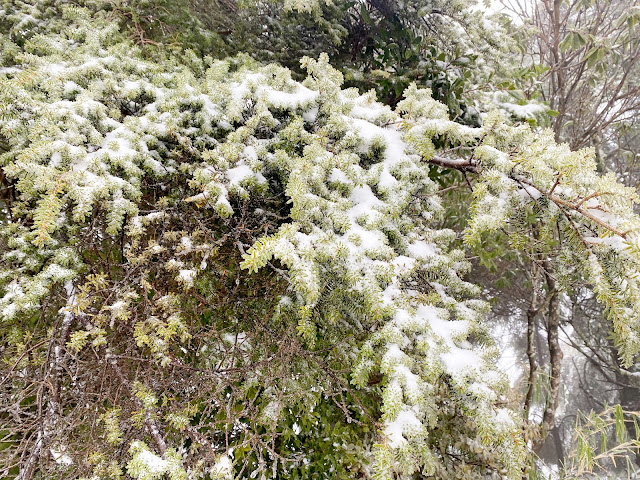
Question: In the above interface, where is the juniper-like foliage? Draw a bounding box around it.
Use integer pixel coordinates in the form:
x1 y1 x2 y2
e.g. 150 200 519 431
1 2 640 480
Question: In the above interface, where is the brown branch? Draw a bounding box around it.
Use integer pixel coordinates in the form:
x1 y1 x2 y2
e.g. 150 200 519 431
17 287 78 480
516 177 629 238
428 155 478 172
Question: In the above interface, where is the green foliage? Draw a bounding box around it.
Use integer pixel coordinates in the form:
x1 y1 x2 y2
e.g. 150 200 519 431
0 3 529 478
126 441 187 480
3 2 640 480
91 0 519 123
562 405 640 479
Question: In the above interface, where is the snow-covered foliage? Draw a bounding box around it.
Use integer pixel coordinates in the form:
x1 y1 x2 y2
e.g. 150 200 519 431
2 2 640 480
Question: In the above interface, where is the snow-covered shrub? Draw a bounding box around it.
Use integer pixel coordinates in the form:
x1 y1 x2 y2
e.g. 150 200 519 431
3 3 640 480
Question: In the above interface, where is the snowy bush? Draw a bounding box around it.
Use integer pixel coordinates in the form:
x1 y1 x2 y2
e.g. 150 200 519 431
2 2 640 480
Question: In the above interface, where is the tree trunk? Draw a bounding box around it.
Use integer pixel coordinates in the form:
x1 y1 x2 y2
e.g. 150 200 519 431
17 284 76 480
532 271 563 453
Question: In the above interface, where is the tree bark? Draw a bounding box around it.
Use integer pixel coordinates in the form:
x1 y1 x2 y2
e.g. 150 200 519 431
17 284 77 480
532 270 563 453
524 270 541 420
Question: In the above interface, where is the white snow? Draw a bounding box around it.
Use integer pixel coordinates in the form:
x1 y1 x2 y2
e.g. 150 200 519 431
395 364 421 396
63 81 81 94
144 211 166 222
46 62 67 76
136 445 168 475
384 409 422 448
223 332 248 346
328 167 349 183
180 237 193 252
50 152 62 167
211 455 232 477
517 184 542 201
227 164 254 186
392 256 416 275
492 92 546 120
407 240 436 259
350 185 383 208
177 269 196 287
50 448 73 465
264 85 318 109
109 301 127 319
384 344 406 364
378 168 398 190
149 245 165 254
303 106 319 123
381 285 402 307
0 66 21 75
494 408 515 426
440 347 481 373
